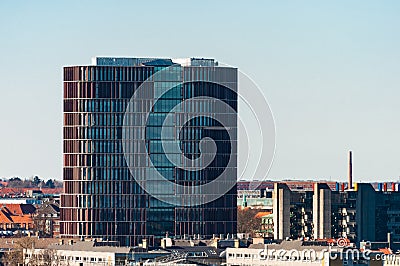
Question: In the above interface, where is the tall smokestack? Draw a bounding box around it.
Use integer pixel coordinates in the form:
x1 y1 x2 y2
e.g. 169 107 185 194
348 151 353 189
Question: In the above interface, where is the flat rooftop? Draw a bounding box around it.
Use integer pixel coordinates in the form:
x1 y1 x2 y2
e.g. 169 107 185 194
91 57 219 67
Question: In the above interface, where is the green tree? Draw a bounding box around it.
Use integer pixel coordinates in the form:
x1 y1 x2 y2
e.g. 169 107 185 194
32 176 41 186
44 179 55 188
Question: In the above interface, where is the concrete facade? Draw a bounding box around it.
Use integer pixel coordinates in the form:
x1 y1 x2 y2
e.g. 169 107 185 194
313 183 332 239
273 183 291 239
273 182 400 245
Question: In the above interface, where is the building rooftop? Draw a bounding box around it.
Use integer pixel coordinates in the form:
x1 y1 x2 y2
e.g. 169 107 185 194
91 57 218 67
2 204 36 215
36 200 59 216
0 237 70 250
254 211 272 218
0 187 62 196
248 240 333 252
48 240 131 253
0 204 36 225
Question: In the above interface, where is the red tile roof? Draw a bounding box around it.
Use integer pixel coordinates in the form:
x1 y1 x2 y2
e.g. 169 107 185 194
0 187 62 196
254 211 272 218
2 204 36 215
379 248 392 255
0 204 36 225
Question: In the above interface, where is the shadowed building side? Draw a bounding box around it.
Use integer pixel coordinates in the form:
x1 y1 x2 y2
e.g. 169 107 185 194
313 183 332 239
356 183 376 244
273 183 291 239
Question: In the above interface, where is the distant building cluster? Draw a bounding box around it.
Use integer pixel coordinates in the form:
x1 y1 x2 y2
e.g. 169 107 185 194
273 182 400 245
0 179 398 266
0 187 61 238
20 237 400 266
236 180 400 246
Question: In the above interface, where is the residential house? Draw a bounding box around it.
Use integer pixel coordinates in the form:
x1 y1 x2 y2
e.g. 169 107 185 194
0 204 36 232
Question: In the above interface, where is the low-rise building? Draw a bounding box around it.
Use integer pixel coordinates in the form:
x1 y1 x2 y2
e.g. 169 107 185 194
383 254 400 266
34 200 60 237
273 182 400 245
260 213 273 238
23 237 231 266
24 240 132 266
238 190 273 210
0 204 36 232
226 240 384 266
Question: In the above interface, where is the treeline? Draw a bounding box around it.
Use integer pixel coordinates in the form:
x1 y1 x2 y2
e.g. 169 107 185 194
2 176 63 189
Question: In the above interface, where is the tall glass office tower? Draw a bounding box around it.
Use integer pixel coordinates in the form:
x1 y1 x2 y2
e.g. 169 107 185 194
61 57 237 246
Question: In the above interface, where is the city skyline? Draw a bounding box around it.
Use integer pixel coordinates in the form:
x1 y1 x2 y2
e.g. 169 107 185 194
1 1 400 181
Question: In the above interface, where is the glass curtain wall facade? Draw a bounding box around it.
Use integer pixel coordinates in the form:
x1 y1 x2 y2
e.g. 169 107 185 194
61 58 237 246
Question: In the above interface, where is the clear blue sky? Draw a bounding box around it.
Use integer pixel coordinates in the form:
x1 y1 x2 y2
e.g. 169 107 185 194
0 1 399 182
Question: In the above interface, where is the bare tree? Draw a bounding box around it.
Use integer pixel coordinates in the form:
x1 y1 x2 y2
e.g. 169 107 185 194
1 249 23 266
43 249 60 266
28 249 61 266
237 207 262 237
17 237 36 250
17 247 63 266
26 251 41 266
1 237 36 266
